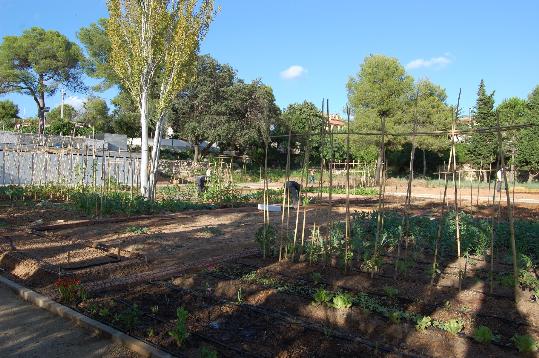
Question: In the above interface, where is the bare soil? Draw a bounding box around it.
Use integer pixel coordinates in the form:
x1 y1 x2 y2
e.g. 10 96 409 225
1 194 538 357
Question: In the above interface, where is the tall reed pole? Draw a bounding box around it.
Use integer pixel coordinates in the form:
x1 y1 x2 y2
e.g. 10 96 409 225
496 113 519 302
452 89 463 290
394 90 419 279
344 105 352 273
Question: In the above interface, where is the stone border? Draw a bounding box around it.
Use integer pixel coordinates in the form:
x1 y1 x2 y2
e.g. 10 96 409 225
0 275 174 358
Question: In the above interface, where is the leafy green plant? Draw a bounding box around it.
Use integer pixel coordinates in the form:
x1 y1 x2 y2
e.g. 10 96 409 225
55 277 84 303
388 310 401 323
312 288 333 306
332 293 353 309
117 304 141 331
473 325 493 344
415 316 432 331
383 286 399 300
200 346 218 358
125 226 148 234
169 307 190 347
147 327 156 338
512 334 538 353
442 319 464 335
255 225 277 258
311 272 322 286
150 305 159 314
99 307 110 318
498 273 515 288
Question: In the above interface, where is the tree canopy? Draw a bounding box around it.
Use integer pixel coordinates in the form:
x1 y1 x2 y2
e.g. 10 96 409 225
0 27 85 134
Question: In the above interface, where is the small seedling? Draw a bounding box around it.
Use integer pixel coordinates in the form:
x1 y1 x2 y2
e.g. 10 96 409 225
415 316 432 331
147 327 156 338
332 293 353 309
443 319 463 335
383 286 399 300
169 307 190 347
99 307 110 318
512 334 538 353
388 311 401 324
473 325 493 344
125 226 149 234
237 287 243 303
200 346 218 358
312 288 333 306
150 305 159 314
311 272 322 286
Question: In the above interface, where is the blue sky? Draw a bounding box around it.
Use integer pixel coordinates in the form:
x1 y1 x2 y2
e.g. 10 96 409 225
1 0 538 118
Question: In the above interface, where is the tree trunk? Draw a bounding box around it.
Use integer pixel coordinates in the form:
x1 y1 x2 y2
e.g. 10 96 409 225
193 141 199 163
148 114 165 201
422 149 427 177
37 74 46 135
140 90 150 198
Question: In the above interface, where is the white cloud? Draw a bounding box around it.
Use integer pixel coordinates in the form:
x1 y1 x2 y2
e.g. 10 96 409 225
406 56 452 70
64 96 86 111
280 65 307 80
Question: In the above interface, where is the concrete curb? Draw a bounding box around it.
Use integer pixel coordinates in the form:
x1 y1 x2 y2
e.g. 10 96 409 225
0 275 174 358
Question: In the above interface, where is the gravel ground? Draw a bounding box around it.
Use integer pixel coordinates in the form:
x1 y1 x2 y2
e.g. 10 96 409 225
0 284 139 358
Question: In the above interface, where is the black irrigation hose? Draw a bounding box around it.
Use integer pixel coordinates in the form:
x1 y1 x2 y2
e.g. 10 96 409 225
155 280 428 358
230 260 539 332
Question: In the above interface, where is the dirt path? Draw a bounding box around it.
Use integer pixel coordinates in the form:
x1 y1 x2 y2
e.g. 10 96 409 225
0 283 139 358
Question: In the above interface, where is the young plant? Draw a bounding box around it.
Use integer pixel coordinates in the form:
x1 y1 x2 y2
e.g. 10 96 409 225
512 334 538 353
443 319 464 335
169 307 190 347
473 325 493 344
383 286 399 300
332 293 353 310
118 304 141 331
415 316 432 331
237 287 243 303
388 310 401 324
311 272 322 286
200 346 218 358
150 305 159 314
312 288 333 306
55 277 83 303
147 327 156 338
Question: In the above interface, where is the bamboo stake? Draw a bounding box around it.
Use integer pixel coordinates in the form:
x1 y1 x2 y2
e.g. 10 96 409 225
280 129 292 261
431 141 453 285
344 105 352 273
373 113 387 277
394 92 419 279
451 90 463 291
496 114 519 302
489 154 501 294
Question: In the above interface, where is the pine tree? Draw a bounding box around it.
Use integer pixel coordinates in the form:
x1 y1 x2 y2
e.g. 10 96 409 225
466 80 497 172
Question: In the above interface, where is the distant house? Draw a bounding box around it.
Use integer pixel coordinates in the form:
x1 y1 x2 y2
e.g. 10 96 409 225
327 114 346 131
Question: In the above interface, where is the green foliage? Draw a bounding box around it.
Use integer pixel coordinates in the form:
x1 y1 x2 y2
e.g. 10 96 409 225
125 226 149 235
383 286 399 300
200 346 218 358
116 304 141 331
169 307 190 347
0 100 19 129
332 293 353 309
442 319 464 335
255 225 277 258
312 288 333 306
311 272 322 286
388 310 401 323
0 27 85 133
465 80 497 167
512 334 538 353
473 325 493 344
415 316 432 331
